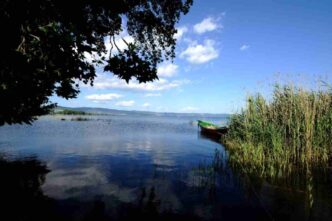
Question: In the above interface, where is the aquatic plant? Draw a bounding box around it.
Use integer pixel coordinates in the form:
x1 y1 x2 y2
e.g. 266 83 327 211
224 84 332 176
189 149 228 189
71 117 89 121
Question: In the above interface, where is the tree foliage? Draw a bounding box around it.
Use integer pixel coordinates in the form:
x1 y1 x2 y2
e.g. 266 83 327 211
0 0 193 125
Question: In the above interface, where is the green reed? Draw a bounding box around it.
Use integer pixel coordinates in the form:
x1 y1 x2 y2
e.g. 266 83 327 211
224 84 332 176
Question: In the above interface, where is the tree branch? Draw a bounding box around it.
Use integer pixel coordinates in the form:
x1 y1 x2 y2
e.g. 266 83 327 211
113 36 121 52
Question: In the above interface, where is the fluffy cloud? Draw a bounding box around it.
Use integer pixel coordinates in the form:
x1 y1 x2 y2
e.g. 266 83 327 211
142 102 150 107
85 93 122 102
240 44 250 51
194 17 220 34
91 74 190 92
157 63 178 77
180 40 218 64
174 26 188 40
115 100 135 107
144 93 161 97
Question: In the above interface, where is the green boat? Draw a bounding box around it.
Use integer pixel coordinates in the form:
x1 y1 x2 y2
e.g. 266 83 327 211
197 120 228 136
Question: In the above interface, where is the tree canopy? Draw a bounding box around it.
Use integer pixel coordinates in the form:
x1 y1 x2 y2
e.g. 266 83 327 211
0 0 193 125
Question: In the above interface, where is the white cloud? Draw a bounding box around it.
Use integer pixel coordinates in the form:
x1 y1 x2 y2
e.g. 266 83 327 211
115 100 135 107
157 63 178 77
144 93 161 97
174 26 188 40
240 44 250 51
180 40 218 64
194 17 221 34
142 102 150 107
85 93 122 102
180 106 199 112
91 74 190 92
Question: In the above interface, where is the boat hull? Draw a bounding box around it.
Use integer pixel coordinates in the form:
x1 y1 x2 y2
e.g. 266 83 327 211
200 126 228 136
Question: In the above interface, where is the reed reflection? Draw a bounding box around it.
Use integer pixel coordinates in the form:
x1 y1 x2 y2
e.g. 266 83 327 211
193 146 332 221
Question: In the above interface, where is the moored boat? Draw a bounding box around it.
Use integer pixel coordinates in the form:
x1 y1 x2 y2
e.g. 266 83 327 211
197 120 228 136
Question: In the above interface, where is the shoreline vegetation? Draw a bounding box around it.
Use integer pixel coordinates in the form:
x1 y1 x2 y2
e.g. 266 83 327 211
223 84 332 178
50 109 93 121
51 109 93 116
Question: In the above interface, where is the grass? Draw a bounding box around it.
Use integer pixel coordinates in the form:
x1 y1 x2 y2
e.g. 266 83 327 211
224 84 332 177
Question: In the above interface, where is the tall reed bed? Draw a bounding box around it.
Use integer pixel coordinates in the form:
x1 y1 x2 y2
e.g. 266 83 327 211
224 84 332 176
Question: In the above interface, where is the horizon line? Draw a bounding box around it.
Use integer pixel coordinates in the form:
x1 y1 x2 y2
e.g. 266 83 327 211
56 105 232 115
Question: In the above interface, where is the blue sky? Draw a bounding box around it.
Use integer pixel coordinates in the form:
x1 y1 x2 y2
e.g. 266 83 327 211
52 0 332 114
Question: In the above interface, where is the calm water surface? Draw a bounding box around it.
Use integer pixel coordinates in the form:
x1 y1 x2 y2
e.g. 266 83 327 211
0 114 331 221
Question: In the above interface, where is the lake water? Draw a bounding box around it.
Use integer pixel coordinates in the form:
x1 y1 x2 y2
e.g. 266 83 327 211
0 114 331 221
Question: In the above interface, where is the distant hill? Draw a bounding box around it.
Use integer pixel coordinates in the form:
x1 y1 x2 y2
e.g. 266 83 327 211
55 106 230 118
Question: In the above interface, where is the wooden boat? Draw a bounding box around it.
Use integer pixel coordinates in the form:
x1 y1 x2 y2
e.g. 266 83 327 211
197 120 228 136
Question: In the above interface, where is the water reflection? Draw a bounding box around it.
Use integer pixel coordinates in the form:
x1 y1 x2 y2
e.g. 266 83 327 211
1 153 272 221
199 130 332 220
0 155 205 221
1 114 331 220
206 149 332 221
0 156 54 221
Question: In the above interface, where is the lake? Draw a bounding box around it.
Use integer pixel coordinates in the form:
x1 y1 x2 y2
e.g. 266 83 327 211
0 113 331 221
